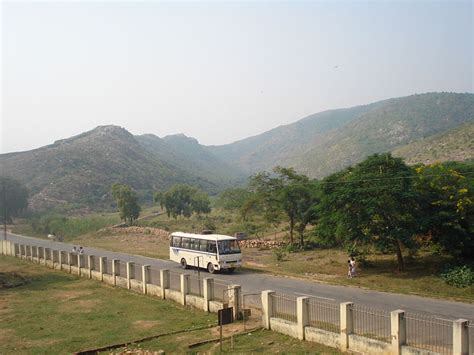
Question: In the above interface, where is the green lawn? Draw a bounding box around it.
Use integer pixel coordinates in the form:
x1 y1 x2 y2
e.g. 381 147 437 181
0 256 341 354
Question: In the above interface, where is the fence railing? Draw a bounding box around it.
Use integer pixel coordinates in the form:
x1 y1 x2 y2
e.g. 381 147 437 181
271 293 297 323
169 271 181 291
352 304 391 343
149 267 161 286
405 312 453 355
213 280 230 302
188 274 203 296
308 298 340 333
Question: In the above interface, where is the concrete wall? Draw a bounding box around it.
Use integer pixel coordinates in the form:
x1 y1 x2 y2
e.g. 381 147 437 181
305 327 340 349
270 318 299 338
186 295 205 310
209 300 225 313
401 346 440 355
116 276 128 288
164 289 182 304
349 334 391 354
130 279 143 293
146 284 162 297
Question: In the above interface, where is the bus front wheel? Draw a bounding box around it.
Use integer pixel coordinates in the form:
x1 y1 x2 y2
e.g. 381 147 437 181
180 258 188 269
207 263 215 274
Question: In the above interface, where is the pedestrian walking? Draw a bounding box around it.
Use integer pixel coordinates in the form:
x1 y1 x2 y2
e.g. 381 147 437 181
350 257 356 277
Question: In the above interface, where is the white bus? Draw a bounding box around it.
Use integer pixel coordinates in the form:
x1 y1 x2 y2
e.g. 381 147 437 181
169 231 242 273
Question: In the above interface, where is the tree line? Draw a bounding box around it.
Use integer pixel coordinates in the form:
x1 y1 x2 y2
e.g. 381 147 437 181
217 154 473 271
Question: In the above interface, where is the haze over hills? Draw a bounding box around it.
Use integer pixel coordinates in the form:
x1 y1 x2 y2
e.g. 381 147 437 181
0 92 472 211
207 92 474 177
0 126 243 210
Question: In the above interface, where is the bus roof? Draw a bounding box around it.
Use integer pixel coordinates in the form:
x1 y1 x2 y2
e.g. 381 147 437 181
170 231 237 241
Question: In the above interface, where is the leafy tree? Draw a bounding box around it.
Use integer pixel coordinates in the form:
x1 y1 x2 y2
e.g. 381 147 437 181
160 184 211 219
216 188 251 211
0 176 28 239
315 153 420 271
249 167 317 246
111 183 141 225
153 191 164 209
414 163 473 258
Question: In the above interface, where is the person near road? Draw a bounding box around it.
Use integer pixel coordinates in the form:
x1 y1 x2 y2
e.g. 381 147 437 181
350 257 356 277
72 246 77 254
78 246 84 255
347 259 352 278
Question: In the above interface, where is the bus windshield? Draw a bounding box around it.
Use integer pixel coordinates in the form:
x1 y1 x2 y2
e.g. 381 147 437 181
217 240 241 255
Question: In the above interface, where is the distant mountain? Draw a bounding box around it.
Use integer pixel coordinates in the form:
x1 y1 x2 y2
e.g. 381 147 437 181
0 126 243 210
1 92 472 211
392 121 474 165
206 93 474 177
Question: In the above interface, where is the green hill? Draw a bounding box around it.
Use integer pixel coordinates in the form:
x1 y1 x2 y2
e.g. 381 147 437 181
393 121 474 164
207 92 474 177
0 126 242 211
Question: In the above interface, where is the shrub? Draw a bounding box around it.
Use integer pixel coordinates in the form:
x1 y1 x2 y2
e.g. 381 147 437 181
273 248 287 262
441 265 474 288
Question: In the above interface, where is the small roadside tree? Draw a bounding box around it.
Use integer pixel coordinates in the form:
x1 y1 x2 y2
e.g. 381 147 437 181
249 167 317 246
0 176 28 239
111 183 141 225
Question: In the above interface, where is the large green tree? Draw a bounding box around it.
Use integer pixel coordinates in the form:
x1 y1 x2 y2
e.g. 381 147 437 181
414 162 473 258
111 183 141 225
316 153 420 271
160 184 211 219
0 177 28 239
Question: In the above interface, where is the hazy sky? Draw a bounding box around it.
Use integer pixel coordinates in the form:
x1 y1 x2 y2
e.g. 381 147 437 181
1 0 472 153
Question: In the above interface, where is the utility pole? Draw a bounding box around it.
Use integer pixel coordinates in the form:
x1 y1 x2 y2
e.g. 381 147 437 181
2 180 7 241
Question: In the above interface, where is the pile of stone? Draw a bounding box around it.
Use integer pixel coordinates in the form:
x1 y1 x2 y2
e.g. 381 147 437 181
111 226 170 239
239 239 286 249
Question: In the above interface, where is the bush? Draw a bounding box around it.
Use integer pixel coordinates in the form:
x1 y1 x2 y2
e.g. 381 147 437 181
441 265 474 288
273 248 287 262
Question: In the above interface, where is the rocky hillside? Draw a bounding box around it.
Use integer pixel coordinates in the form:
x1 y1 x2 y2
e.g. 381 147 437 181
393 121 474 164
207 92 474 177
0 126 242 210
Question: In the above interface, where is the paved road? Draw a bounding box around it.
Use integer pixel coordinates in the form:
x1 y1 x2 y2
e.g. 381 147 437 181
5 232 474 321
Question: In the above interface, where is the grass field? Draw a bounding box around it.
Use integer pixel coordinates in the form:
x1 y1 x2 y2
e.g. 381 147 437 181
0 256 341 354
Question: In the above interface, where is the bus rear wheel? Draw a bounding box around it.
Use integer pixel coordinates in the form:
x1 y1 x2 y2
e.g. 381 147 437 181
180 258 188 269
207 263 215 274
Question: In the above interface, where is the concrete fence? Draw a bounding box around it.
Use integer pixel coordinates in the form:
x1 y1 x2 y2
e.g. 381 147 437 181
262 290 470 355
2 241 241 318
2 240 471 355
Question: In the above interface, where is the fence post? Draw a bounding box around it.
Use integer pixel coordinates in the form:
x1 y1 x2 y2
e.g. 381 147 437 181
391 310 406 355
112 259 119 286
453 319 469 355
56 250 61 269
160 269 169 299
203 278 214 312
297 296 310 340
180 274 190 305
88 255 94 279
99 257 106 281
142 265 150 294
126 262 134 290
228 285 242 320
340 302 353 351
77 254 82 275
262 290 275 330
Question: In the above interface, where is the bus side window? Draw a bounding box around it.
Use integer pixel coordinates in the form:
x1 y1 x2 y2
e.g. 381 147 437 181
172 236 181 247
207 242 217 254
182 238 190 249
200 240 208 252
189 238 196 250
